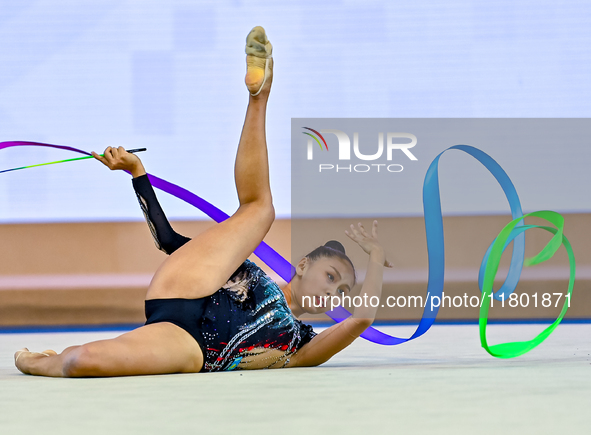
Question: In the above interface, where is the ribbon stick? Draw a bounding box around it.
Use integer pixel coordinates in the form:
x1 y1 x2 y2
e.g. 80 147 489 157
0 141 575 357
0 147 147 174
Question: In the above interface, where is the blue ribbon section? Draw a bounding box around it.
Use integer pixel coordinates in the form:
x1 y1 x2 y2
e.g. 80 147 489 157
325 145 525 344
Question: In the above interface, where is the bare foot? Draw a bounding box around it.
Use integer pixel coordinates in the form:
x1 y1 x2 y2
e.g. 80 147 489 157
245 26 273 97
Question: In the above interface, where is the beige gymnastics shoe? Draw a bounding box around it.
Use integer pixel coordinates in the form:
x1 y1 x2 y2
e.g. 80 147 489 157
245 26 273 96
14 348 51 372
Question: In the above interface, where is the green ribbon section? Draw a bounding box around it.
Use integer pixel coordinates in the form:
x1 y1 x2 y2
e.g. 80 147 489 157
479 210 576 358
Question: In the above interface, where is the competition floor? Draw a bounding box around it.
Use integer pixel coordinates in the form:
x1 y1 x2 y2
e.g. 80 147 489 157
1 323 589 435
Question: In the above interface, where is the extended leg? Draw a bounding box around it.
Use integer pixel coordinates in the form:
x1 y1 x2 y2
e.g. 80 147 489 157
148 89 274 299
147 51 275 300
234 73 273 207
15 323 203 377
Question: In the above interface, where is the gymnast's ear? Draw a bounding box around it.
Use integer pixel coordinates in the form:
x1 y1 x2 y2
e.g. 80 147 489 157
295 257 309 277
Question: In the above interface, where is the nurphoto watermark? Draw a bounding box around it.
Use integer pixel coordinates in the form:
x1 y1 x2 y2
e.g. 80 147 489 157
302 292 571 312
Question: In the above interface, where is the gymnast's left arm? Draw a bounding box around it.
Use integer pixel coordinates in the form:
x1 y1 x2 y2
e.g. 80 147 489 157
292 221 392 367
91 146 191 254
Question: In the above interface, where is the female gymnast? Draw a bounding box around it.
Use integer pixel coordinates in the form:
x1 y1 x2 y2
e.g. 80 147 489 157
14 26 392 377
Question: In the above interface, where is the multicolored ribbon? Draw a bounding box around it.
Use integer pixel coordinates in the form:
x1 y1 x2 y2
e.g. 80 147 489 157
0 141 575 358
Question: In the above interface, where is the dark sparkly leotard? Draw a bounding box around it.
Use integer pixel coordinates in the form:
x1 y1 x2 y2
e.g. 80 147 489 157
133 174 317 372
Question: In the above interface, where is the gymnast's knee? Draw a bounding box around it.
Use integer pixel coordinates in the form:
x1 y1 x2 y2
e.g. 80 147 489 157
263 201 275 226
240 199 275 228
62 346 98 377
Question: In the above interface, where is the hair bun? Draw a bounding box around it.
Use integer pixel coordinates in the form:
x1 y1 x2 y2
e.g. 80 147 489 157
324 240 346 254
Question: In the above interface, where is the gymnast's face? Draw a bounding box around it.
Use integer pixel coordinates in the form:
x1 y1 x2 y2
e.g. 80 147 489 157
294 256 355 314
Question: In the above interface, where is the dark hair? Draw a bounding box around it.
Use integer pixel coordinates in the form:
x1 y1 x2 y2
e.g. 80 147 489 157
305 240 356 285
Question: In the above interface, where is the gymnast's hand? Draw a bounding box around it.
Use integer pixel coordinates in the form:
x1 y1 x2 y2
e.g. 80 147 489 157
345 220 393 268
91 146 146 178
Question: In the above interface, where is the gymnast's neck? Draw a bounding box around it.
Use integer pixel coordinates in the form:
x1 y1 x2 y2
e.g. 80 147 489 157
281 281 304 318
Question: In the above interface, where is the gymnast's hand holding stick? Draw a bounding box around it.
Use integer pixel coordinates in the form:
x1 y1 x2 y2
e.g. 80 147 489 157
91 146 146 178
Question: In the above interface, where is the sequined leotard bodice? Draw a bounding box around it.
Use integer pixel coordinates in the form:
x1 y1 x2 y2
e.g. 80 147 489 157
192 259 316 371
134 174 317 372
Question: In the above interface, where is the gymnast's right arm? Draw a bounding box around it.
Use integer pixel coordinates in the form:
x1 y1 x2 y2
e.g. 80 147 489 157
91 146 191 255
